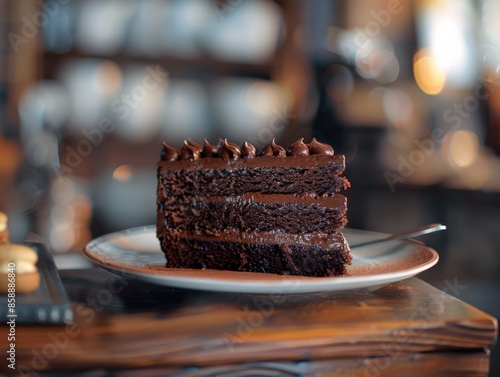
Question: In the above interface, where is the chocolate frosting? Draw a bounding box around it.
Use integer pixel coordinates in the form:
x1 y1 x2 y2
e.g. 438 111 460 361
286 138 309 156
218 139 241 160
307 138 334 155
241 141 256 158
161 142 179 162
161 138 336 162
202 139 219 158
180 140 201 161
187 139 203 153
260 139 286 157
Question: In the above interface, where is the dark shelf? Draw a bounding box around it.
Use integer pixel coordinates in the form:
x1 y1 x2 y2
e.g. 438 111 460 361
43 50 275 80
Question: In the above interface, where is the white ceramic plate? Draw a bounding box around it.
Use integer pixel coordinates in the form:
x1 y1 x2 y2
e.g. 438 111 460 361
83 226 439 294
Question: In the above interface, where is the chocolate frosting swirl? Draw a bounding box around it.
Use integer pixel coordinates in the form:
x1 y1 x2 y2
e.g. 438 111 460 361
241 141 256 158
161 137 335 162
186 139 203 153
180 140 201 161
260 138 286 157
218 139 241 160
286 138 309 156
161 142 179 162
202 139 219 158
307 138 334 155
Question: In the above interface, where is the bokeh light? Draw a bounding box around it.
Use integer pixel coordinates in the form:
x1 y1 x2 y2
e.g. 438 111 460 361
50 223 76 254
382 89 413 129
416 0 477 87
51 203 76 224
413 49 445 95
113 165 133 181
215 78 288 142
480 44 500 84
50 176 76 204
93 60 122 96
443 130 480 168
481 0 500 47
354 39 399 83
368 49 400 84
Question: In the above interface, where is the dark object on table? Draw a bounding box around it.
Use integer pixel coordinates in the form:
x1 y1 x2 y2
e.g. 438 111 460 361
0 243 73 324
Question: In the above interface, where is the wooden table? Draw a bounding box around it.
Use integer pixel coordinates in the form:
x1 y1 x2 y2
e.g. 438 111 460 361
7 268 498 377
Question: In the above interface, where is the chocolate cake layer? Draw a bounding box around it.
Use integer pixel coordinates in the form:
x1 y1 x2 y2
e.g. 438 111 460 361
158 158 350 199
158 231 351 277
157 194 347 235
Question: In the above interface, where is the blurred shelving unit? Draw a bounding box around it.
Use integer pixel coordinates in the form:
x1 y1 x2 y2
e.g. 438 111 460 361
0 1 37 216
6 0 315 250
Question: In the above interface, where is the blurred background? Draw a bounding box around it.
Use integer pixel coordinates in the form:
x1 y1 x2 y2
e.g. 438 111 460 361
0 0 499 372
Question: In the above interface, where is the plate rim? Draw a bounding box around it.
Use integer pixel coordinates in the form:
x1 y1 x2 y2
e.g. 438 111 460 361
83 225 439 293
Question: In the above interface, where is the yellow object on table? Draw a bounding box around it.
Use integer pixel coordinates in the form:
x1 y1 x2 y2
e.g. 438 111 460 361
0 211 40 294
0 211 8 244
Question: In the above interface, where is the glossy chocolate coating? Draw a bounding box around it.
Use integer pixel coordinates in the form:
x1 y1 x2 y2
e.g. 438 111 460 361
241 141 257 158
218 139 241 161
307 138 334 155
161 137 335 162
286 138 309 156
202 139 219 158
161 142 179 162
180 140 201 161
260 139 286 157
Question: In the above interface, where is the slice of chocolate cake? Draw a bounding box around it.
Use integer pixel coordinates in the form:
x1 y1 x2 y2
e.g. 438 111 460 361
156 138 351 277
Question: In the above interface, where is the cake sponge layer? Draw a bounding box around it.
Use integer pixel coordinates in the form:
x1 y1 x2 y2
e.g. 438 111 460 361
158 232 351 277
158 161 350 199
157 194 347 236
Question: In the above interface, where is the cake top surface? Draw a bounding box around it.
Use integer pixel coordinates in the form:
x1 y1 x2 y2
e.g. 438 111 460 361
159 138 341 168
